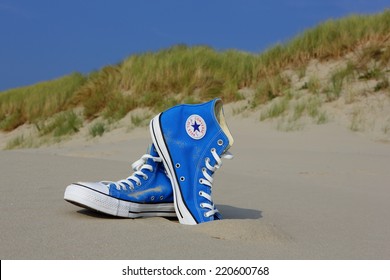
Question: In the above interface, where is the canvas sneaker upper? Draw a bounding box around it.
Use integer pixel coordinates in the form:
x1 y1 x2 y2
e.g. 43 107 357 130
150 98 234 224
64 144 175 218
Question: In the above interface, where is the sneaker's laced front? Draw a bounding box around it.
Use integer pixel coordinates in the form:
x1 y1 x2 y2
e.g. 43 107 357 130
105 154 162 191
198 149 233 217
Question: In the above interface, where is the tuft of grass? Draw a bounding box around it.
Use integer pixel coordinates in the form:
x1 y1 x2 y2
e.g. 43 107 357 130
307 96 322 117
130 115 143 127
273 95 328 131
251 74 291 108
292 101 306 121
382 118 390 135
39 111 82 137
299 75 321 94
232 104 249 116
5 134 36 149
374 77 389 92
291 95 328 124
316 111 328 124
350 107 364 132
130 112 153 127
260 97 290 121
5 135 25 149
277 117 304 132
89 122 106 137
358 66 383 80
327 62 356 101
307 76 321 94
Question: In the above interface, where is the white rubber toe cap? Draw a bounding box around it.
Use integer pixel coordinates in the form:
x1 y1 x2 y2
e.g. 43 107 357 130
70 182 110 195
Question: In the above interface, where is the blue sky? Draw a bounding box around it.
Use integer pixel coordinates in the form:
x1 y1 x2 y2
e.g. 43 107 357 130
0 0 388 91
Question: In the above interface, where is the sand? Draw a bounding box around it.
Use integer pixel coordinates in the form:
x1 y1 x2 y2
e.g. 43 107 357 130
1 113 390 260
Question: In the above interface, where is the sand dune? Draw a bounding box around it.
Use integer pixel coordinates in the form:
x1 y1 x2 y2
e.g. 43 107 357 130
1 113 390 259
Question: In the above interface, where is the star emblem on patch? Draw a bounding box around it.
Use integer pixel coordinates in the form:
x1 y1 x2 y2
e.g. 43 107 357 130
185 114 207 140
191 121 201 132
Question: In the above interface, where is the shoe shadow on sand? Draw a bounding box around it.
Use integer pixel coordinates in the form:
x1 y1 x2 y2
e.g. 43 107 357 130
72 206 287 245
76 209 127 219
217 205 262 220
76 205 262 221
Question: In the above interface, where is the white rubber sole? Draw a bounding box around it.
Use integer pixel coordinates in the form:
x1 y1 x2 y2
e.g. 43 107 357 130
150 113 198 225
64 183 176 218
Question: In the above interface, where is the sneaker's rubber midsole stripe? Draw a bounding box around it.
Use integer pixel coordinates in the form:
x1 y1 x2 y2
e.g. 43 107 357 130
66 200 175 215
128 210 175 214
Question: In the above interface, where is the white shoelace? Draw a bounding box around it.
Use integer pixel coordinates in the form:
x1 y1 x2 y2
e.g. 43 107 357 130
198 148 233 217
105 154 162 191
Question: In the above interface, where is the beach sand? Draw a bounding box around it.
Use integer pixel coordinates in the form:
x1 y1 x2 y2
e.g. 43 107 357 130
1 113 390 259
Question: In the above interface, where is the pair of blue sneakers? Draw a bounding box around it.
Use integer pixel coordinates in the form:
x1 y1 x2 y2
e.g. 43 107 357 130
64 98 234 224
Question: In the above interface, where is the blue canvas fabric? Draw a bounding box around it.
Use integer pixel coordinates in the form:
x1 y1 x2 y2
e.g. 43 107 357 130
64 144 175 218
150 98 234 224
108 145 173 204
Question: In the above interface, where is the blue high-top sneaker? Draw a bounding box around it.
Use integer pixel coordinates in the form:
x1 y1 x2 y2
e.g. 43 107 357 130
64 144 176 218
150 98 234 225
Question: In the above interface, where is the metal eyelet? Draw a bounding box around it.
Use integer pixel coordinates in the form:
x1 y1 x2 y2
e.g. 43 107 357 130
211 148 216 153
199 191 203 196
217 139 223 146
159 196 164 200
200 203 204 208
180 176 185 181
175 163 181 168
151 196 155 201
136 182 141 186
143 175 148 180
199 178 203 184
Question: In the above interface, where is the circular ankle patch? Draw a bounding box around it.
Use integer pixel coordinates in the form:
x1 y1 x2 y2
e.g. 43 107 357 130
185 114 207 140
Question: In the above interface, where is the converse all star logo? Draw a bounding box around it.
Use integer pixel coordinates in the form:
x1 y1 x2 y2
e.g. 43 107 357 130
185 114 207 140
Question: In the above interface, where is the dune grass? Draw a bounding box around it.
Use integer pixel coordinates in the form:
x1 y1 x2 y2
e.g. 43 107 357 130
0 73 86 131
5 135 27 149
89 121 106 138
1 10 389 136
37 111 82 137
301 76 321 94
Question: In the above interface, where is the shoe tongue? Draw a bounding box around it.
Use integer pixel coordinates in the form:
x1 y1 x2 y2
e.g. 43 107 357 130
146 144 159 157
143 144 159 167
214 99 234 151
